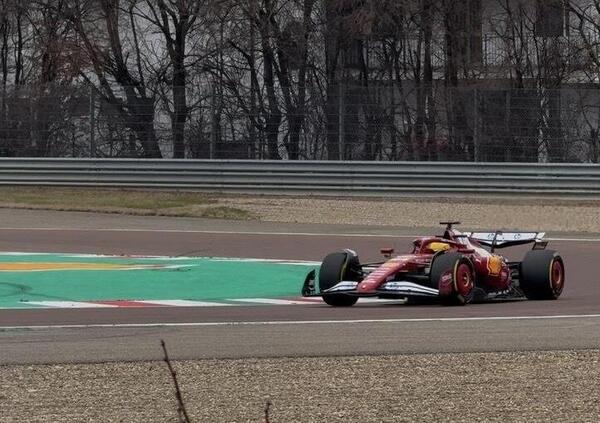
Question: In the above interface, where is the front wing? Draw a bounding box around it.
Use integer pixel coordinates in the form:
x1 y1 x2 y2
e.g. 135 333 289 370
302 270 439 299
308 277 440 299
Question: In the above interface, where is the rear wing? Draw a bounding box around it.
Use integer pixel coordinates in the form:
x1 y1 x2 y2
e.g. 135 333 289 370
464 232 546 250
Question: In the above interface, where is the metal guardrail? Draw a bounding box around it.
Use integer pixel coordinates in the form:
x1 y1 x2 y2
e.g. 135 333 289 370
0 158 599 197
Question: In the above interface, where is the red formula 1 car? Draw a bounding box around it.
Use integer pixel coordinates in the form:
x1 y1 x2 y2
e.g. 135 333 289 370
302 222 565 306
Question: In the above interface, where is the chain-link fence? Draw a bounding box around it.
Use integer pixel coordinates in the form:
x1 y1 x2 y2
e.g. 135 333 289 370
0 83 599 162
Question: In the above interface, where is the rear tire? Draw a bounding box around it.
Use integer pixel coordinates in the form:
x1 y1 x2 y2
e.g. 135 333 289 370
520 250 564 300
430 252 475 306
319 250 361 307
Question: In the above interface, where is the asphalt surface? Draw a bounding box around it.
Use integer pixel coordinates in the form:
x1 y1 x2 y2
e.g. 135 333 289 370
0 209 599 364
2 317 600 365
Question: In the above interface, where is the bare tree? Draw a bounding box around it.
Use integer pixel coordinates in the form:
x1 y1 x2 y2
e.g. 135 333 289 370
67 0 162 157
134 0 203 158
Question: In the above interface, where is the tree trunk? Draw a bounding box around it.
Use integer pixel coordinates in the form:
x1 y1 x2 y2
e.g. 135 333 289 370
260 12 282 160
325 83 340 160
422 0 436 161
123 88 161 158
171 43 187 159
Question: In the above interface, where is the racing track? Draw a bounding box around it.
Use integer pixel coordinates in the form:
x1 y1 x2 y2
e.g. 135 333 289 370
0 209 599 364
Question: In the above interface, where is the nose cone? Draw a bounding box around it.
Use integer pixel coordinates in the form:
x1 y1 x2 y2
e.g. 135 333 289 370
357 281 377 293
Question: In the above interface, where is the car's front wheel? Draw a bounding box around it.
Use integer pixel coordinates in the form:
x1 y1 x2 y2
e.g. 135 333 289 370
430 252 475 306
319 250 361 307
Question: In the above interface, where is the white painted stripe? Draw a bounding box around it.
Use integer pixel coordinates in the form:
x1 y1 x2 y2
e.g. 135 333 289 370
9 297 326 309
228 298 317 305
3 314 600 330
3 297 412 310
0 264 199 273
0 227 403 237
0 252 55 255
0 227 599 242
63 254 198 260
294 297 326 303
203 258 320 265
25 301 118 308
0 251 320 265
142 300 233 307
293 298 326 303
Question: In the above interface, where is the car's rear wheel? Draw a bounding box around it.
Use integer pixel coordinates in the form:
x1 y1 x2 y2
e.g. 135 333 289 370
319 250 361 307
520 250 564 300
430 252 475 306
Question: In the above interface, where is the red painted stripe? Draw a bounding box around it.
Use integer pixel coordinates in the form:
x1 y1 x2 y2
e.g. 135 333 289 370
90 300 163 307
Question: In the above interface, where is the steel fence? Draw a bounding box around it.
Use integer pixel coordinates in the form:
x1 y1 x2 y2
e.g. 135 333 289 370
0 85 599 163
0 158 599 197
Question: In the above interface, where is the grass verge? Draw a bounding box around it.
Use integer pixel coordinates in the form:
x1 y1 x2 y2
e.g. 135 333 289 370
0 186 256 220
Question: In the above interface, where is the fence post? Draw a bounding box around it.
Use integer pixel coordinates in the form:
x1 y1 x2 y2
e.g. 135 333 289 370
483 34 488 68
89 86 96 158
338 83 344 160
473 88 479 162
505 89 511 162
210 84 216 159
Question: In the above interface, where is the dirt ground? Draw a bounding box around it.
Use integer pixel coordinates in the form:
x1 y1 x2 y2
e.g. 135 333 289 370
2 350 600 422
3 188 600 233
219 195 600 233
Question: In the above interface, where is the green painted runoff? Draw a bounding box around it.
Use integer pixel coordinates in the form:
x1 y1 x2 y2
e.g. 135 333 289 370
0 253 316 308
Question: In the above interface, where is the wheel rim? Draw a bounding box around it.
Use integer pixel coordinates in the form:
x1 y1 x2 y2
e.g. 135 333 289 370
455 263 473 296
550 259 564 294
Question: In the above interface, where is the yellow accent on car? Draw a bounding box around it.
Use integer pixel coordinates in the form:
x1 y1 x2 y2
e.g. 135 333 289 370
487 255 503 276
429 242 450 252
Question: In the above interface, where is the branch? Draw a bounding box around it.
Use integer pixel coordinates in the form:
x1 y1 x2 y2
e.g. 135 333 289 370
264 399 272 423
161 339 192 423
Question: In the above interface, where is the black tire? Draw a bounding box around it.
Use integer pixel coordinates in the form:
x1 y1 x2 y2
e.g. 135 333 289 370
319 250 361 307
520 250 564 300
430 252 475 306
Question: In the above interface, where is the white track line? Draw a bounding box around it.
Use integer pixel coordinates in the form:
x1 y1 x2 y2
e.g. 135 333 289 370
0 252 320 265
0 227 406 237
24 301 119 308
0 227 599 242
141 300 234 307
3 314 600 330
228 298 321 305
1 298 408 310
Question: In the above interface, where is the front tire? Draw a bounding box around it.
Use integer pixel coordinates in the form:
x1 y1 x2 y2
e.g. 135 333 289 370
430 252 475 306
319 250 361 307
520 250 564 300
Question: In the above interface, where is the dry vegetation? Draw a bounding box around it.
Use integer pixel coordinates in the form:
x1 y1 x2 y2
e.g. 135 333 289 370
0 187 255 220
3 186 600 232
